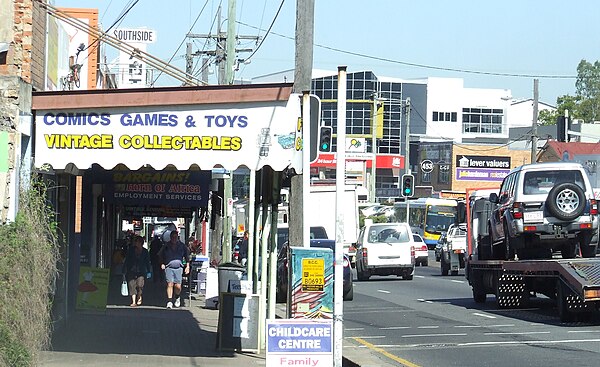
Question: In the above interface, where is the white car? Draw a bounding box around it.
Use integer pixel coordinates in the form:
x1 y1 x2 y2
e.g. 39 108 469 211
355 222 415 281
412 233 428 266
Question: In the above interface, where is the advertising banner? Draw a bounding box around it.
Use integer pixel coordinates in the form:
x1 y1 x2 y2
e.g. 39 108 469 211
102 170 211 207
34 96 301 172
455 155 511 182
75 266 110 311
289 247 333 319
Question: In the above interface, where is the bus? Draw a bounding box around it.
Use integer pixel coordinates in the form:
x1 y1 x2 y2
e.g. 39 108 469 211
393 198 460 248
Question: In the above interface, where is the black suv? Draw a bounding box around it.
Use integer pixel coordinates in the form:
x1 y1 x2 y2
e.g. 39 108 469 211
487 162 598 260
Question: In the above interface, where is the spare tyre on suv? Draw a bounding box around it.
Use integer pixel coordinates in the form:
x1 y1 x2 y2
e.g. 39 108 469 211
487 162 598 260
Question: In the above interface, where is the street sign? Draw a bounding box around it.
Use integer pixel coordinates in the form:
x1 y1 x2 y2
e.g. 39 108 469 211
421 159 434 173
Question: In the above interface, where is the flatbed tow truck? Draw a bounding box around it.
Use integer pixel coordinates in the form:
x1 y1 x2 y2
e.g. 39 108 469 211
465 188 600 322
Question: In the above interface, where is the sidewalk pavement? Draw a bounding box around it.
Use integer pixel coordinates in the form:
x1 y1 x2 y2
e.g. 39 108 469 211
40 275 397 367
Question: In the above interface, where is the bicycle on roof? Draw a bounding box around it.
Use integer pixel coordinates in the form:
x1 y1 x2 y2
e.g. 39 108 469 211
62 43 85 90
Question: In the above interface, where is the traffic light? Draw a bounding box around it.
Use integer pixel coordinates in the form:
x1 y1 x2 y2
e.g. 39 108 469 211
318 126 332 152
401 174 414 197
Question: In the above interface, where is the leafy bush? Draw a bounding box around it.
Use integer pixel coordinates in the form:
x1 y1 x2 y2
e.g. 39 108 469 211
0 178 60 366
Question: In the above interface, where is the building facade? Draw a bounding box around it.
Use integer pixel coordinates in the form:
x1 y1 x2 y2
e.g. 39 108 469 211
254 70 549 200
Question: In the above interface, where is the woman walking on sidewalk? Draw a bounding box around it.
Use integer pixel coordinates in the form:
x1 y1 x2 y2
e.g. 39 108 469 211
123 235 152 307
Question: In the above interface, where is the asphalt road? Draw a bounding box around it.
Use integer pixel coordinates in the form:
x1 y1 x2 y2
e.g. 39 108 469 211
342 251 600 367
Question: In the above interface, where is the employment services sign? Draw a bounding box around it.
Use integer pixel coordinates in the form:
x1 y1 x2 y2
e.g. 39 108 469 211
266 319 332 367
34 96 301 171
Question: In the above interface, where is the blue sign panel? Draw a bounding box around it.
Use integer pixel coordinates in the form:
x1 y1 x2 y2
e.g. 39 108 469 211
267 320 332 353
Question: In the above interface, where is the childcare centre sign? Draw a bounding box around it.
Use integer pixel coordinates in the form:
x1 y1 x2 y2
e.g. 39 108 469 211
266 319 333 366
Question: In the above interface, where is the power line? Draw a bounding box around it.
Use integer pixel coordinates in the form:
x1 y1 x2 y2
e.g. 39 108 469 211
242 0 285 64
236 21 577 80
152 0 211 86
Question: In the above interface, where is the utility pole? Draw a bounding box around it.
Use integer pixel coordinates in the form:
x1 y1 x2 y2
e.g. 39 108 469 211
531 79 539 163
371 94 378 203
405 97 411 176
186 4 258 85
290 0 314 251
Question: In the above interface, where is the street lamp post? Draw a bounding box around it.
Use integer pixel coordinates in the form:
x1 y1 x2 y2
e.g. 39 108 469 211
371 94 378 203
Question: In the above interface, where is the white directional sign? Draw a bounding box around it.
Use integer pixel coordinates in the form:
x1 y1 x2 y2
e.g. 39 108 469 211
421 159 434 173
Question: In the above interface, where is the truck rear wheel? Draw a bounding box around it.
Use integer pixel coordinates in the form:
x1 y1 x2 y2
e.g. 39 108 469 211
440 251 449 276
473 287 486 303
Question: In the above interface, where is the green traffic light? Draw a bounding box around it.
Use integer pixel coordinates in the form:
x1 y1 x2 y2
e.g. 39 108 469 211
321 143 329 150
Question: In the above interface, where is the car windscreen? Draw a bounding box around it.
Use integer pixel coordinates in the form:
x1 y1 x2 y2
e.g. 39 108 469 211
523 170 585 195
368 225 410 243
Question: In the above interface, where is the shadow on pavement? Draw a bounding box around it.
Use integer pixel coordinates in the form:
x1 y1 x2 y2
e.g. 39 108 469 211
48 273 234 359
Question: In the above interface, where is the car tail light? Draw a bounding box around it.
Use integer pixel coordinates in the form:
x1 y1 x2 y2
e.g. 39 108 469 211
421 245 428 252
580 223 593 229
349 244 356 253
411 246 415 257
343 257 350 268
512 202 523 219
361 248 368 265
523 225 537 232
590 199 598 215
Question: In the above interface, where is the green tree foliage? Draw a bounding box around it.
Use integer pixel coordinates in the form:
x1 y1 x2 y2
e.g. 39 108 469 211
539 95 581 125
576 60 600 123
547 60 600 125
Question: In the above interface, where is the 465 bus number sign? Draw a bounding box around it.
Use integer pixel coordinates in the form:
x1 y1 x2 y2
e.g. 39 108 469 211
302 258 325 292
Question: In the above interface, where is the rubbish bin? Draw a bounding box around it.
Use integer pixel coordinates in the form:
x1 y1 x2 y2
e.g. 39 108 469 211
217 262 246 294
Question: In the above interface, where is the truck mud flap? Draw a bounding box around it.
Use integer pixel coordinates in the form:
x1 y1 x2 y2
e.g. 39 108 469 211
496 273 528 309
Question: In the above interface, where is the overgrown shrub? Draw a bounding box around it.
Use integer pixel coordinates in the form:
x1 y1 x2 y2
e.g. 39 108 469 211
0 178 60 366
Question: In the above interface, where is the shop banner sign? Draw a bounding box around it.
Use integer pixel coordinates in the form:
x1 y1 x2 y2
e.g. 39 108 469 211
34 96 301 171
103 170 211 207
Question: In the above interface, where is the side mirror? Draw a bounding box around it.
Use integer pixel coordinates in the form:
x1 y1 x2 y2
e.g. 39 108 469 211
489 192 499 204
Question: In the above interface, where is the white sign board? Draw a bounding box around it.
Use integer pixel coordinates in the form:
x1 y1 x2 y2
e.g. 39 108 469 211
266 319 332 367
34 96 302 172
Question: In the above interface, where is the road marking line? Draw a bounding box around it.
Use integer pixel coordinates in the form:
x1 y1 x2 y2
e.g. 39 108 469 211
414 275 425 278
489 324 514 327
568 330 600 333
417 298 434 304
353 337 423 367
354 339 600 349
417 326 439 329
353 335 386 339
450 280 463 283
473 312 496 319
458 339 600 347
455 325 482 328
484 331 551 336
377 289 391 294
402 333 467 338
345 328 364 331
381 326 411 330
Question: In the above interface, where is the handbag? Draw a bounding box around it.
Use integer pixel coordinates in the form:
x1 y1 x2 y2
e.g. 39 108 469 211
120 275 128 296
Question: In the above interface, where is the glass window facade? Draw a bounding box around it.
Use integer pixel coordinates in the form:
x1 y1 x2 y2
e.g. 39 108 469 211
462 107 504 134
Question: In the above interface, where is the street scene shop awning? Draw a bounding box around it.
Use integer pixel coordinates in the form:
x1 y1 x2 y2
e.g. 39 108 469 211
32 84 302 172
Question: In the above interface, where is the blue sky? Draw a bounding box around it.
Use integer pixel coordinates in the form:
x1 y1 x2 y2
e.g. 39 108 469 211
55 0 600 104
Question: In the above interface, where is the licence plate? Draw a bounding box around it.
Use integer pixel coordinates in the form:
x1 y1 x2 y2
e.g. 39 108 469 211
523 211 543 223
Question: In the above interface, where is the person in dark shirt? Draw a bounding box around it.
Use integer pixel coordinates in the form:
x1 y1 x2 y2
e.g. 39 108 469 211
149 235 165 283
123 235 151 307
158 230 189 308
238 231 249 266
